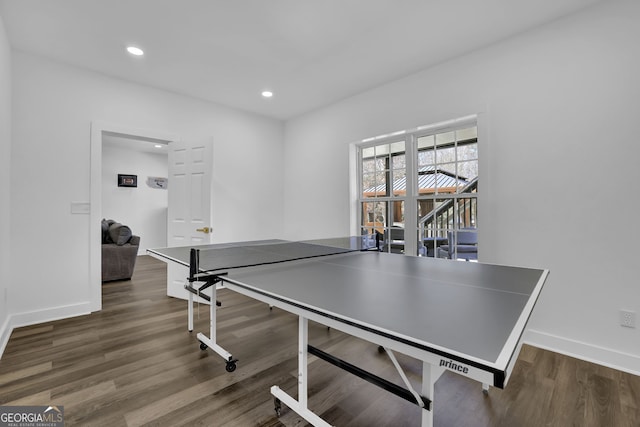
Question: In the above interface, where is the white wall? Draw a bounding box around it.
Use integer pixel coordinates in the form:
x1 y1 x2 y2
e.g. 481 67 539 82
9 51 284 327
283 0 640 374
102 144 168 255
0 12 12 352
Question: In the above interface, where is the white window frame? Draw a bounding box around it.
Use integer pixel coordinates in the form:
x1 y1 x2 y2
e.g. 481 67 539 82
352 114 482 259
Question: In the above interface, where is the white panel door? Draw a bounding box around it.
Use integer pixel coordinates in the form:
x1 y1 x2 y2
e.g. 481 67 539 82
167 138 214 299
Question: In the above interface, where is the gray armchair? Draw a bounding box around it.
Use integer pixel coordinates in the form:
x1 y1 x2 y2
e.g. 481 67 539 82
437 230 477 261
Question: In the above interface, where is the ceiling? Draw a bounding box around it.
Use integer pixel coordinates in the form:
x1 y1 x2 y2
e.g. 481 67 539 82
0 0 600 120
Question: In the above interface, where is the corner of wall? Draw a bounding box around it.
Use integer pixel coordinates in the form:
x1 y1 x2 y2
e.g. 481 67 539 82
0 7 13 359
0 302 92 359
0 316 11 359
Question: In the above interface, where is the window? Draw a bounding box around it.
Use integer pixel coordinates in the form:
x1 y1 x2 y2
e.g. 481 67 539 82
360 140 406 253
417 126 478 260
356 117 478 259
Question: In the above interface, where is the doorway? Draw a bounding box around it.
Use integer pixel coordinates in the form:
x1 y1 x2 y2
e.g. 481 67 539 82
90 122 179 312
102 132 169 255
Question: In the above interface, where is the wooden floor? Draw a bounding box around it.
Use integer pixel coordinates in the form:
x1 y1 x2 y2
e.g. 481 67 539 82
1 255 639 426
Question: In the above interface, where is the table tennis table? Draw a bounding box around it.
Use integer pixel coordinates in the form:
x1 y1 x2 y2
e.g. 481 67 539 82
148 237 548 427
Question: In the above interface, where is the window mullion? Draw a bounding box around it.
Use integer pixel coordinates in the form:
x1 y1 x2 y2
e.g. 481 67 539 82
404 135 418 256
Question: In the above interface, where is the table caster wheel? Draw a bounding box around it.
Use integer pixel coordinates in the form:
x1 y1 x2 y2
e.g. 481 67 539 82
274 398 282 417
225 360 237 372
199 342 208 351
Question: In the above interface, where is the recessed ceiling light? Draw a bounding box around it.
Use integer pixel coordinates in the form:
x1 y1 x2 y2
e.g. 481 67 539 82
154 144 163 148
127 46 144 56
261 91 273 98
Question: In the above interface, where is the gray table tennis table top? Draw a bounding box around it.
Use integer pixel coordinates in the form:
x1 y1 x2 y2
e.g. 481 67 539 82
148 238 372 273
148 238 547 373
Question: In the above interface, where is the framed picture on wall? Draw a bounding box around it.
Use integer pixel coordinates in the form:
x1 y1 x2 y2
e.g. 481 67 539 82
118 174 137 187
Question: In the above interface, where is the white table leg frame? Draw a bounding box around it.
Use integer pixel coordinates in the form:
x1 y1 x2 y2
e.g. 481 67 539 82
184 281 215 333
271 317 332 427
188 290 193 332
421 362 445 427
186 272 238 373
271 316 435 427
382 347 432 410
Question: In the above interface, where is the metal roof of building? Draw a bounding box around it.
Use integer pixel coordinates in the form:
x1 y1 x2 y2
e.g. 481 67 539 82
363 166 467 195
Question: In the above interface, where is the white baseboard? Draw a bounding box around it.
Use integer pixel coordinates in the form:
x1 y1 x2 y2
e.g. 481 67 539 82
0 315 11 359
0 302 91 359
525 329 640 376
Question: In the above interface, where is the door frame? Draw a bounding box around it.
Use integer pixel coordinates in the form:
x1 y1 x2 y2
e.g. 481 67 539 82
90 121 179 312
